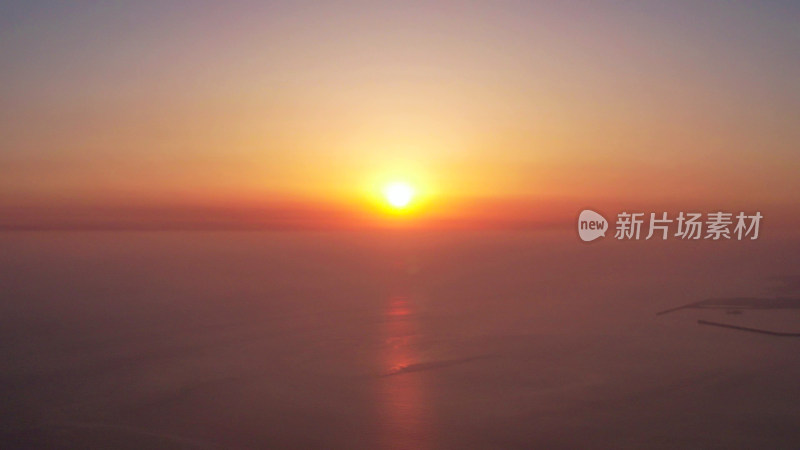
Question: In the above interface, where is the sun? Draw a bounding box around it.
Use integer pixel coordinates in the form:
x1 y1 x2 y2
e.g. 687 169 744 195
383 182 415 209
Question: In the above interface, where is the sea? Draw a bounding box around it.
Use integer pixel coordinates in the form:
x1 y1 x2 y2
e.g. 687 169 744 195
1 230 799 449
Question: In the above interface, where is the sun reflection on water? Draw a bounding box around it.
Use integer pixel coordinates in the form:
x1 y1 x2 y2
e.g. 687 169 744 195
378 295 432 449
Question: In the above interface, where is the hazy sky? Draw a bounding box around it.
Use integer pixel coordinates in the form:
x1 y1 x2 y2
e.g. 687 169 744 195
1 1 798 227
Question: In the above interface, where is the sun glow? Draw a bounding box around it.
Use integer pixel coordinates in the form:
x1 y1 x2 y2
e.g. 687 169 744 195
383 182 415 210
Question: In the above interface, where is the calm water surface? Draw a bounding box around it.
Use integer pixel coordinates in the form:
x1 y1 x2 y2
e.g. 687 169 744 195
1 231 799 448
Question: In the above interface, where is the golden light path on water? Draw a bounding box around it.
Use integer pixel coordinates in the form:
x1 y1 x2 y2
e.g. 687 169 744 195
379 294 432 449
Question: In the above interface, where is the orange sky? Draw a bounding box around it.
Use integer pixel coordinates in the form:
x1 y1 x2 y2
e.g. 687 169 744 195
1 2 798 230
